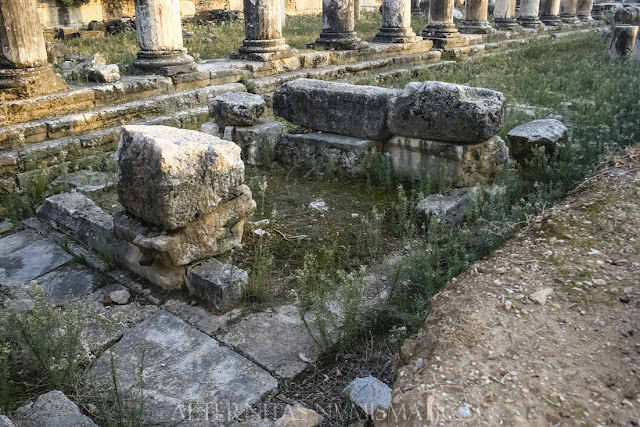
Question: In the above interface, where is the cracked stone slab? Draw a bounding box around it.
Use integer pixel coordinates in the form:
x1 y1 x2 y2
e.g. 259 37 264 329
0 230 72 287
90 310 277 425
219 305 329 379
163 299 243 336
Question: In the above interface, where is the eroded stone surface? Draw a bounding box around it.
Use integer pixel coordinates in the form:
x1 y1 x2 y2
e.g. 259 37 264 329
387 81 507 143
117 125 245 230
187 259 248 313
415 188 479 226
233 119 282 166
507 118 568 163
87 64 120 83
12 390 97 427
273 79 399 140
209 92 266 127
90 310 278 424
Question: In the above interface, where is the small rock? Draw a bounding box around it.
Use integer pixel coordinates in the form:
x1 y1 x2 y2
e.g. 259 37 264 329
12 390 97 427
87 64 120 83
458 405 471 418
529 288 553 305
273 405 320 427
593 279 607 286
109 289 130 305
308 199 328 212
0 221 13 234
348 376 392 417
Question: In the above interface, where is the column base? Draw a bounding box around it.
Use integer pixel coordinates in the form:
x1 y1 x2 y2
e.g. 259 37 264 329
591 5 606 21
233 39 298 61
133 49 196 76
315 32 366 50
421 24 469 48
372 27 422 43
517 16 545 28
494 18 521 31
540 15 563 26
560 14 580 24
460 20 495 34
577 13 593 22
0 64 66 100
411 7 423 14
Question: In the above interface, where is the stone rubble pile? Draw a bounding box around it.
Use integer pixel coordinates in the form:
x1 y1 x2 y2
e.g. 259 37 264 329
203 92 283 166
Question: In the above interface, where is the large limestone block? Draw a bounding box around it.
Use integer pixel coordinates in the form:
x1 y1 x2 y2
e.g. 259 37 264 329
273 79 400 140
507 119 568 163
117 125 245 230
114 185 256 266
209 92 266 127
385 135 509 186
387 81 507 144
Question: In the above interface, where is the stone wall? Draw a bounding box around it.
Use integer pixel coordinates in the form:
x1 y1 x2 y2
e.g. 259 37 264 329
102 0 135 21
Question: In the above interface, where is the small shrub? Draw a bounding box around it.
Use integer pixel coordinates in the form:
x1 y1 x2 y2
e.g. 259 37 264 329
355 207 384 263
247 235 274 303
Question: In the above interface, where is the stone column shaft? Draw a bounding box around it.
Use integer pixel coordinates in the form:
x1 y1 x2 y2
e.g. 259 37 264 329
420 0 468 47
560 0 579 23
315 0 364 49
237 0 296 60
373 0 421 43
0 0 65 99
540 0 562 26
576 0 594 21
411 0 422 14
133 0 195 76
461 0 493 33
493 0 519 29
517 0 544 28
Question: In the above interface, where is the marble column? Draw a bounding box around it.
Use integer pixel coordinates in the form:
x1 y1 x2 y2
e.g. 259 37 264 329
0 0 66 99
576 0 594 21
517 0 544 28
560 0 579 24
420 0 467 47
373 0 421 42
315 0 364 49
236 0 296 60
493 0 519 30
461 0 493 33
133 0 196 76
540 0 562 26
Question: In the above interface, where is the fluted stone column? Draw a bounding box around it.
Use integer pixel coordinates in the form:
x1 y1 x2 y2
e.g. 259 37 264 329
560 0 579 23
576 0 594 21
461 0 493 33
0 0 66 99
517 0 544 28
373 0 421 42
421 0 467 47
493 0 519 30
236 0 296 60
133 0 196 76
540 0 562 26
316 0 364 49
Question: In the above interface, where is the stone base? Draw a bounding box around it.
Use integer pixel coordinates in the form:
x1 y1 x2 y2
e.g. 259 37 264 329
133 49 196 76
421 24 469 48
315 32 366 50
278 131 381 175
233 38 298 61
460 20 495 34
494 19 521 30
517 16 545 29
541 15 563 26
0 65 66 100
372 27 422 43
384 135 509 187
577 13 594 22
560 14 580 24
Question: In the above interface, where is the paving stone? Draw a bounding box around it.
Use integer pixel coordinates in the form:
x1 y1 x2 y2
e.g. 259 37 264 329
90 310 277 424
35 264 97 305
0 231 72 287
162 299 241 336
220 305 333 379
12 390 97 427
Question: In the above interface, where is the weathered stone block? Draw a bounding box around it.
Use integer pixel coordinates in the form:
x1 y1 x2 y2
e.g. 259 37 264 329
201 120 222 137
114 185 256 266
208 92 266 126
385 135 509 186
387 81 507 143
117 125 245 230
233 119 283 165
273 79 399 140
415 188 479 226
13 390 97 427
279 132 381 174
507 119 568 163
186 259 248 313
87 64 120 83
609 24 638 59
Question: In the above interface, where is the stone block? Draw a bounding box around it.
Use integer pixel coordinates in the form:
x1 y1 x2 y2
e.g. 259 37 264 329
507 119 568 163
273 79 399 140
12 390 97 427
609 24 638 59
90 310 278 424
415 188 479 226
114 185 256 266
117 125 245 230
233 119 283 165
387 81 507 144
186 259 248 313
348 376 392 418
208 92 266 127
279 132 381 175
201 120 222 137
385 135 509 187
87 64 120 83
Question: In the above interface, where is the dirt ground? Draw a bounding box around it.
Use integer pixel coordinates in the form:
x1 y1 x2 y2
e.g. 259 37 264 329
383 146 640 426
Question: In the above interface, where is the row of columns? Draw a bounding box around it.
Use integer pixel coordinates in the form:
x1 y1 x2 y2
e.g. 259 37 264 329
1 0 597 99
